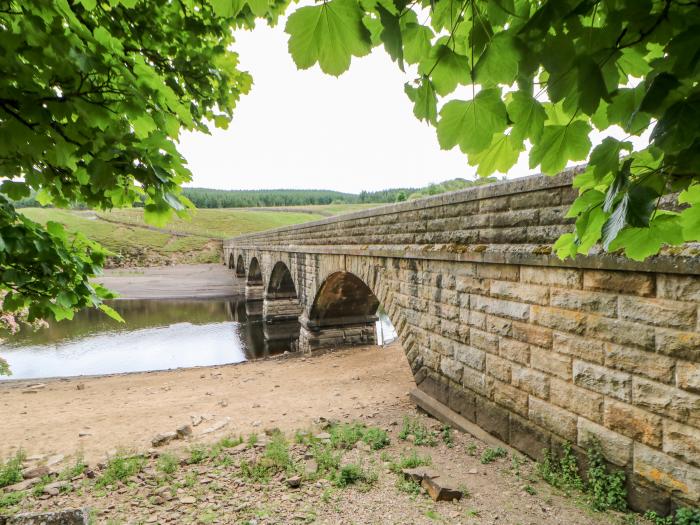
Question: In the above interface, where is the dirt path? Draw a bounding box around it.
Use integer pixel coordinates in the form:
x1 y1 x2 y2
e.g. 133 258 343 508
95 263 240 299
0 343 414 465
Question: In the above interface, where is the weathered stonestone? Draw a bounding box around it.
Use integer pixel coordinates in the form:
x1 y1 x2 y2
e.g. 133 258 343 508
577 418 632 466
440 357 463 383
549 288 618 316
633 377 700 427
530 346 571 379
550 378 603 424
511 365 549 399
520 266 582 288
531 306 587 335
453 343 485 371
656 328 700 362
634 443 700 502
573 361 631 402
586 315 655 349
475 396 509 442
528 397 577 441
619 296 696 330
604 343 674 383
471 295 530 321
493 380 528 417
583 270 655 296
447 387 476 422
663 419 700 467
676 360 700 393
462 367 492 398
511 321 552 348
509 413 550 461
498 337 529 365
489 280 549 305
553 332 605 364
485 354 511 382
470 328 499 353
421 475 465 502
603 399 662 447
657 274 700 302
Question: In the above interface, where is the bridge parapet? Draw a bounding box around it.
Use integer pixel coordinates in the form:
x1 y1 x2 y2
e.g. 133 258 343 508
224 171 700 513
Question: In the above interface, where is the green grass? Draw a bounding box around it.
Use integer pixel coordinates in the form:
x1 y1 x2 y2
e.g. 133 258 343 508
0 452 24 489
95 454 145 488
20 205 366 265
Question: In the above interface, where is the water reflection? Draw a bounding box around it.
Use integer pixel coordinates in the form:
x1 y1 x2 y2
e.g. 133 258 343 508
0 298 397 380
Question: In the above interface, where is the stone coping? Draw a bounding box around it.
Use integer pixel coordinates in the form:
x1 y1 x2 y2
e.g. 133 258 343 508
225 170 578 243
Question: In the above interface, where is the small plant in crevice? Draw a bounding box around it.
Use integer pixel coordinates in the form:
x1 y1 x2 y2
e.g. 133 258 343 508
396 476 422 495
399 417 438 446
480 447 507 464
537 442 583 492
586 440 626 512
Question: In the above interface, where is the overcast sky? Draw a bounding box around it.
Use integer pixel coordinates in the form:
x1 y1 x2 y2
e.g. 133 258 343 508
178 19 539 194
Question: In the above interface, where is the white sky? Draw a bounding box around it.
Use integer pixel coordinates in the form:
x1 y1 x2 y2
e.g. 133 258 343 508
178 17 644 194
178 19 538 194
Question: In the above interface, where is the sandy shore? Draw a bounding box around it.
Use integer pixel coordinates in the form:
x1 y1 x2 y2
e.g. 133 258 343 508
95 263 240 299
0 343 414 464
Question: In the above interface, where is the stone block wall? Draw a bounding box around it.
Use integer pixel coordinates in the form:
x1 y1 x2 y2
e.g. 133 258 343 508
225 171 700 510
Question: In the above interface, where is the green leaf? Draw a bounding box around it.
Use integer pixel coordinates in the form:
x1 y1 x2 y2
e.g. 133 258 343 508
286 0 371 76
507 91 545 142
376 4 403 70
475 33 519 86
565 189 604 218
419 40 471 96
132 114 157 139
588 138 633 183
437 88 508 155
468 134 522 176
99 303 125 323
0 181 30 200
576 57 607 115
402 23 432 65
404 79 438 125
610 214 684 261
529 121 592 174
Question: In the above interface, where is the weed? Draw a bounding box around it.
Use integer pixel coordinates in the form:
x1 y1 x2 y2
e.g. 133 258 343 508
331 463 377 489
59 455 87 481
262 432 295 474
396 476 422 495
312 442 342 477
465 508 480 518
480 447 507 464
320 487 335 504
218 436 243 448
537 442 583 492
398 417 437 446
511 455 523 478
0 491 24 509
188 445 208 465
96 454 145 488
441 425 454 448
523 484 536 495
329 423 365 449
239 460 271 483
0 452 24 488
247 433 259 447
675 507 700 525
362 427 390 450
586 440 626 512
199 509 218 524
644 511 673 525
425 509 442 520
388 450 432 473
466 443 477 456
294 430 310 445
156 453 179 475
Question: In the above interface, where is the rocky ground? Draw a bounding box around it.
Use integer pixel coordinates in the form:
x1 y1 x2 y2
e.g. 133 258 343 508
1 402 646 525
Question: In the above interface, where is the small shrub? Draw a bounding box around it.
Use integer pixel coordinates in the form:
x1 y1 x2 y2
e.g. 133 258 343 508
0 452 24 488
330 423 365 449
537 442 583 492
362 427 390 450
239 460 271 483
157 453 179 475
644 511 673 525
524 484 536 495
96 455 145 488
218 436 243 448
398 417 437 446
263 432 294 474
59 455 87 481
466 443 477 456
312 442 342 476
331 463 376 489
675 507 700 525
480 447 507 464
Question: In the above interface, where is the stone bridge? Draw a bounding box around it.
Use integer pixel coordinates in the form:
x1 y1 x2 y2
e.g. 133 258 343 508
223 170 700 512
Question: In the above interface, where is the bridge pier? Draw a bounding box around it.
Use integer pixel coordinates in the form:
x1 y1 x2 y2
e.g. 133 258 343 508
298 314 377 353
263 297 302 323
245 283 264 301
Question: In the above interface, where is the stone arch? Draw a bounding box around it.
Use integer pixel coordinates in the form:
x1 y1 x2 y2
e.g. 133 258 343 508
228 253 235 269
308 271 379 326
247 257 262 285
267 261 297 300
236 255 246 278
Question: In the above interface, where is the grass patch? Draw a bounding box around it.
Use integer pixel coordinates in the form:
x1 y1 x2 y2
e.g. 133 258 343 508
0 491 24 510
398 417 437 446
96 454 145 488
331 462 377 489
480 447 507 464
396 477 422 495
388 451 433 474
441 425 454 448
328 423 390 451
156 453 179 475
0 452 24 489
187 445 208 465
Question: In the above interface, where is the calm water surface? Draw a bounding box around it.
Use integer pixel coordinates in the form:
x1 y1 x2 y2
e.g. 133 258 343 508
0 298 396 380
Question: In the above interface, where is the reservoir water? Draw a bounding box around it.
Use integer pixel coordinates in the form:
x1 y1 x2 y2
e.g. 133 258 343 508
0 298 396 380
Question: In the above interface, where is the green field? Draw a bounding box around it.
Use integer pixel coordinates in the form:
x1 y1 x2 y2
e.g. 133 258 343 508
20 205 362 266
